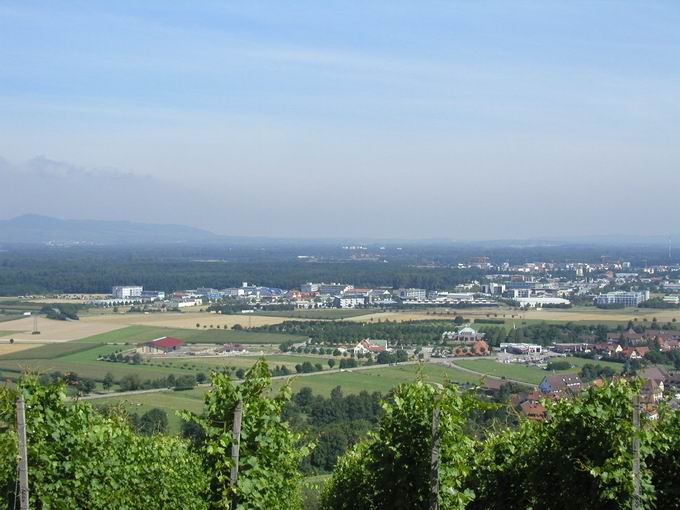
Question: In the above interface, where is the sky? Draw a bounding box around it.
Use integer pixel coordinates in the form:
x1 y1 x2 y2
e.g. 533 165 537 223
1 1 679 240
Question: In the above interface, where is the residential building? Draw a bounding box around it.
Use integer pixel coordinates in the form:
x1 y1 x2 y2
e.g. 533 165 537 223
520 401 547 420
539 374 582 394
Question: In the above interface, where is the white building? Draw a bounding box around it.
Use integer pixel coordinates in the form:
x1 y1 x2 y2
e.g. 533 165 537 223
319 283 353 295
395 288 427 301
300 282 320 293
334 295 367 308
112 286 143 299
481 283 506 295
516 296 571 308
596 291 650 307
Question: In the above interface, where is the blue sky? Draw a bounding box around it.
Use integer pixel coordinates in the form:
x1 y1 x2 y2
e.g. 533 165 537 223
2 1 679 238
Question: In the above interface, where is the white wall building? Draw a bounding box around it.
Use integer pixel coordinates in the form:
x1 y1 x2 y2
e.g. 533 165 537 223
112 286 143 299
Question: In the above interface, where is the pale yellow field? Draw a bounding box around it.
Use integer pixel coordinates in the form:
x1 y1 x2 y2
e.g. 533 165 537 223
348 307 680 324
0 316 124 341
0 343 44 355
82 312 293 329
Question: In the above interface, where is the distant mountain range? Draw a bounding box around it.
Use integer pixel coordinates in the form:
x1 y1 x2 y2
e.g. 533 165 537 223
0 214 223 245
0 214 677 248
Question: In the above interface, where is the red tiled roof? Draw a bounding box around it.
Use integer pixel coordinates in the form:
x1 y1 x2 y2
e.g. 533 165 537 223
148 336 185 349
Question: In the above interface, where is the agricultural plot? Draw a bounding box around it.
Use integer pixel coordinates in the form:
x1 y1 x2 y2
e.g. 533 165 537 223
95 362 482 433
255 309 379 320
82 311 295 330
0 343 44 356
0 315 124 341
73 325 306 345
561 356 625 372
275 363 482 396
452 359 551 385
93 387 207 434
0 342 100 360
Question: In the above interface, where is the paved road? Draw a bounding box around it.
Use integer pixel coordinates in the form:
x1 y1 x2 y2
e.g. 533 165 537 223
78 361 418 401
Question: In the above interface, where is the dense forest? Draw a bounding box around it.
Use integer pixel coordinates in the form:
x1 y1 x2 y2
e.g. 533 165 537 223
0 242 678 295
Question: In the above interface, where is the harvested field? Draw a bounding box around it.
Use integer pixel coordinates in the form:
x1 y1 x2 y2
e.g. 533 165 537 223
0 343 44 356
0 342 100 360
255 309 379 320
82 311 295 329
0 316 125 341
73 325 306 345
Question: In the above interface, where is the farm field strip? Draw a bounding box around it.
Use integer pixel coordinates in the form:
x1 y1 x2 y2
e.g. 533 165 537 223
452 359 553 384
255 309 379 319
0 341 101 360
0 343 45 356
73 325 306 345
81 312 296 330
91 362 481 433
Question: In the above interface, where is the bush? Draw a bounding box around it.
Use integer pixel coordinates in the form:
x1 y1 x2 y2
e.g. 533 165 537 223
0 377 208 509
321 380 475 510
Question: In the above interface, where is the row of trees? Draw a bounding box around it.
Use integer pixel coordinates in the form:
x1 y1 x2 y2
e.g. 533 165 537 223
260 320 464 346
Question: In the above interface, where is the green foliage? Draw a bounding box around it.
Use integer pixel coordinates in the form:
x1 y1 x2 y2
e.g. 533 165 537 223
650 407 680 508
321 379 475 510
0 376 208 509
139 408 169 435
182 359 313 509
468 379 654 510
546 360 571 371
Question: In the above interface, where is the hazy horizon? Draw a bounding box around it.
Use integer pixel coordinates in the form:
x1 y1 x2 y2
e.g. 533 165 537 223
2 2 679 239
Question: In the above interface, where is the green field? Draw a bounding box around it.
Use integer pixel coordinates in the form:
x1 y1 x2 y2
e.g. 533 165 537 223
560 356 625 371
451 356 625 385
73 325 306 345
93 387 207 433
452 359 549 385
255 309 379 320
0 342 100 360
0 344 339 383
92 362 482 433
274 363 482 396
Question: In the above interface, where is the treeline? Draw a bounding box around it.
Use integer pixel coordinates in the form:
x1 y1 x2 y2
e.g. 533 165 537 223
258 320 463 345
0 248 485 295
40 303 80 320
479 322 612 347
284 386 384 473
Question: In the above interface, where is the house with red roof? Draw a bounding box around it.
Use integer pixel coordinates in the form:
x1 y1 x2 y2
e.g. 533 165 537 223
353 339 389 355
139 336 186 354
520 401 547 421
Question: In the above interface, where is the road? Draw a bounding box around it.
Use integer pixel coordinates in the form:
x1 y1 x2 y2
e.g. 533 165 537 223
77 361 418 401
